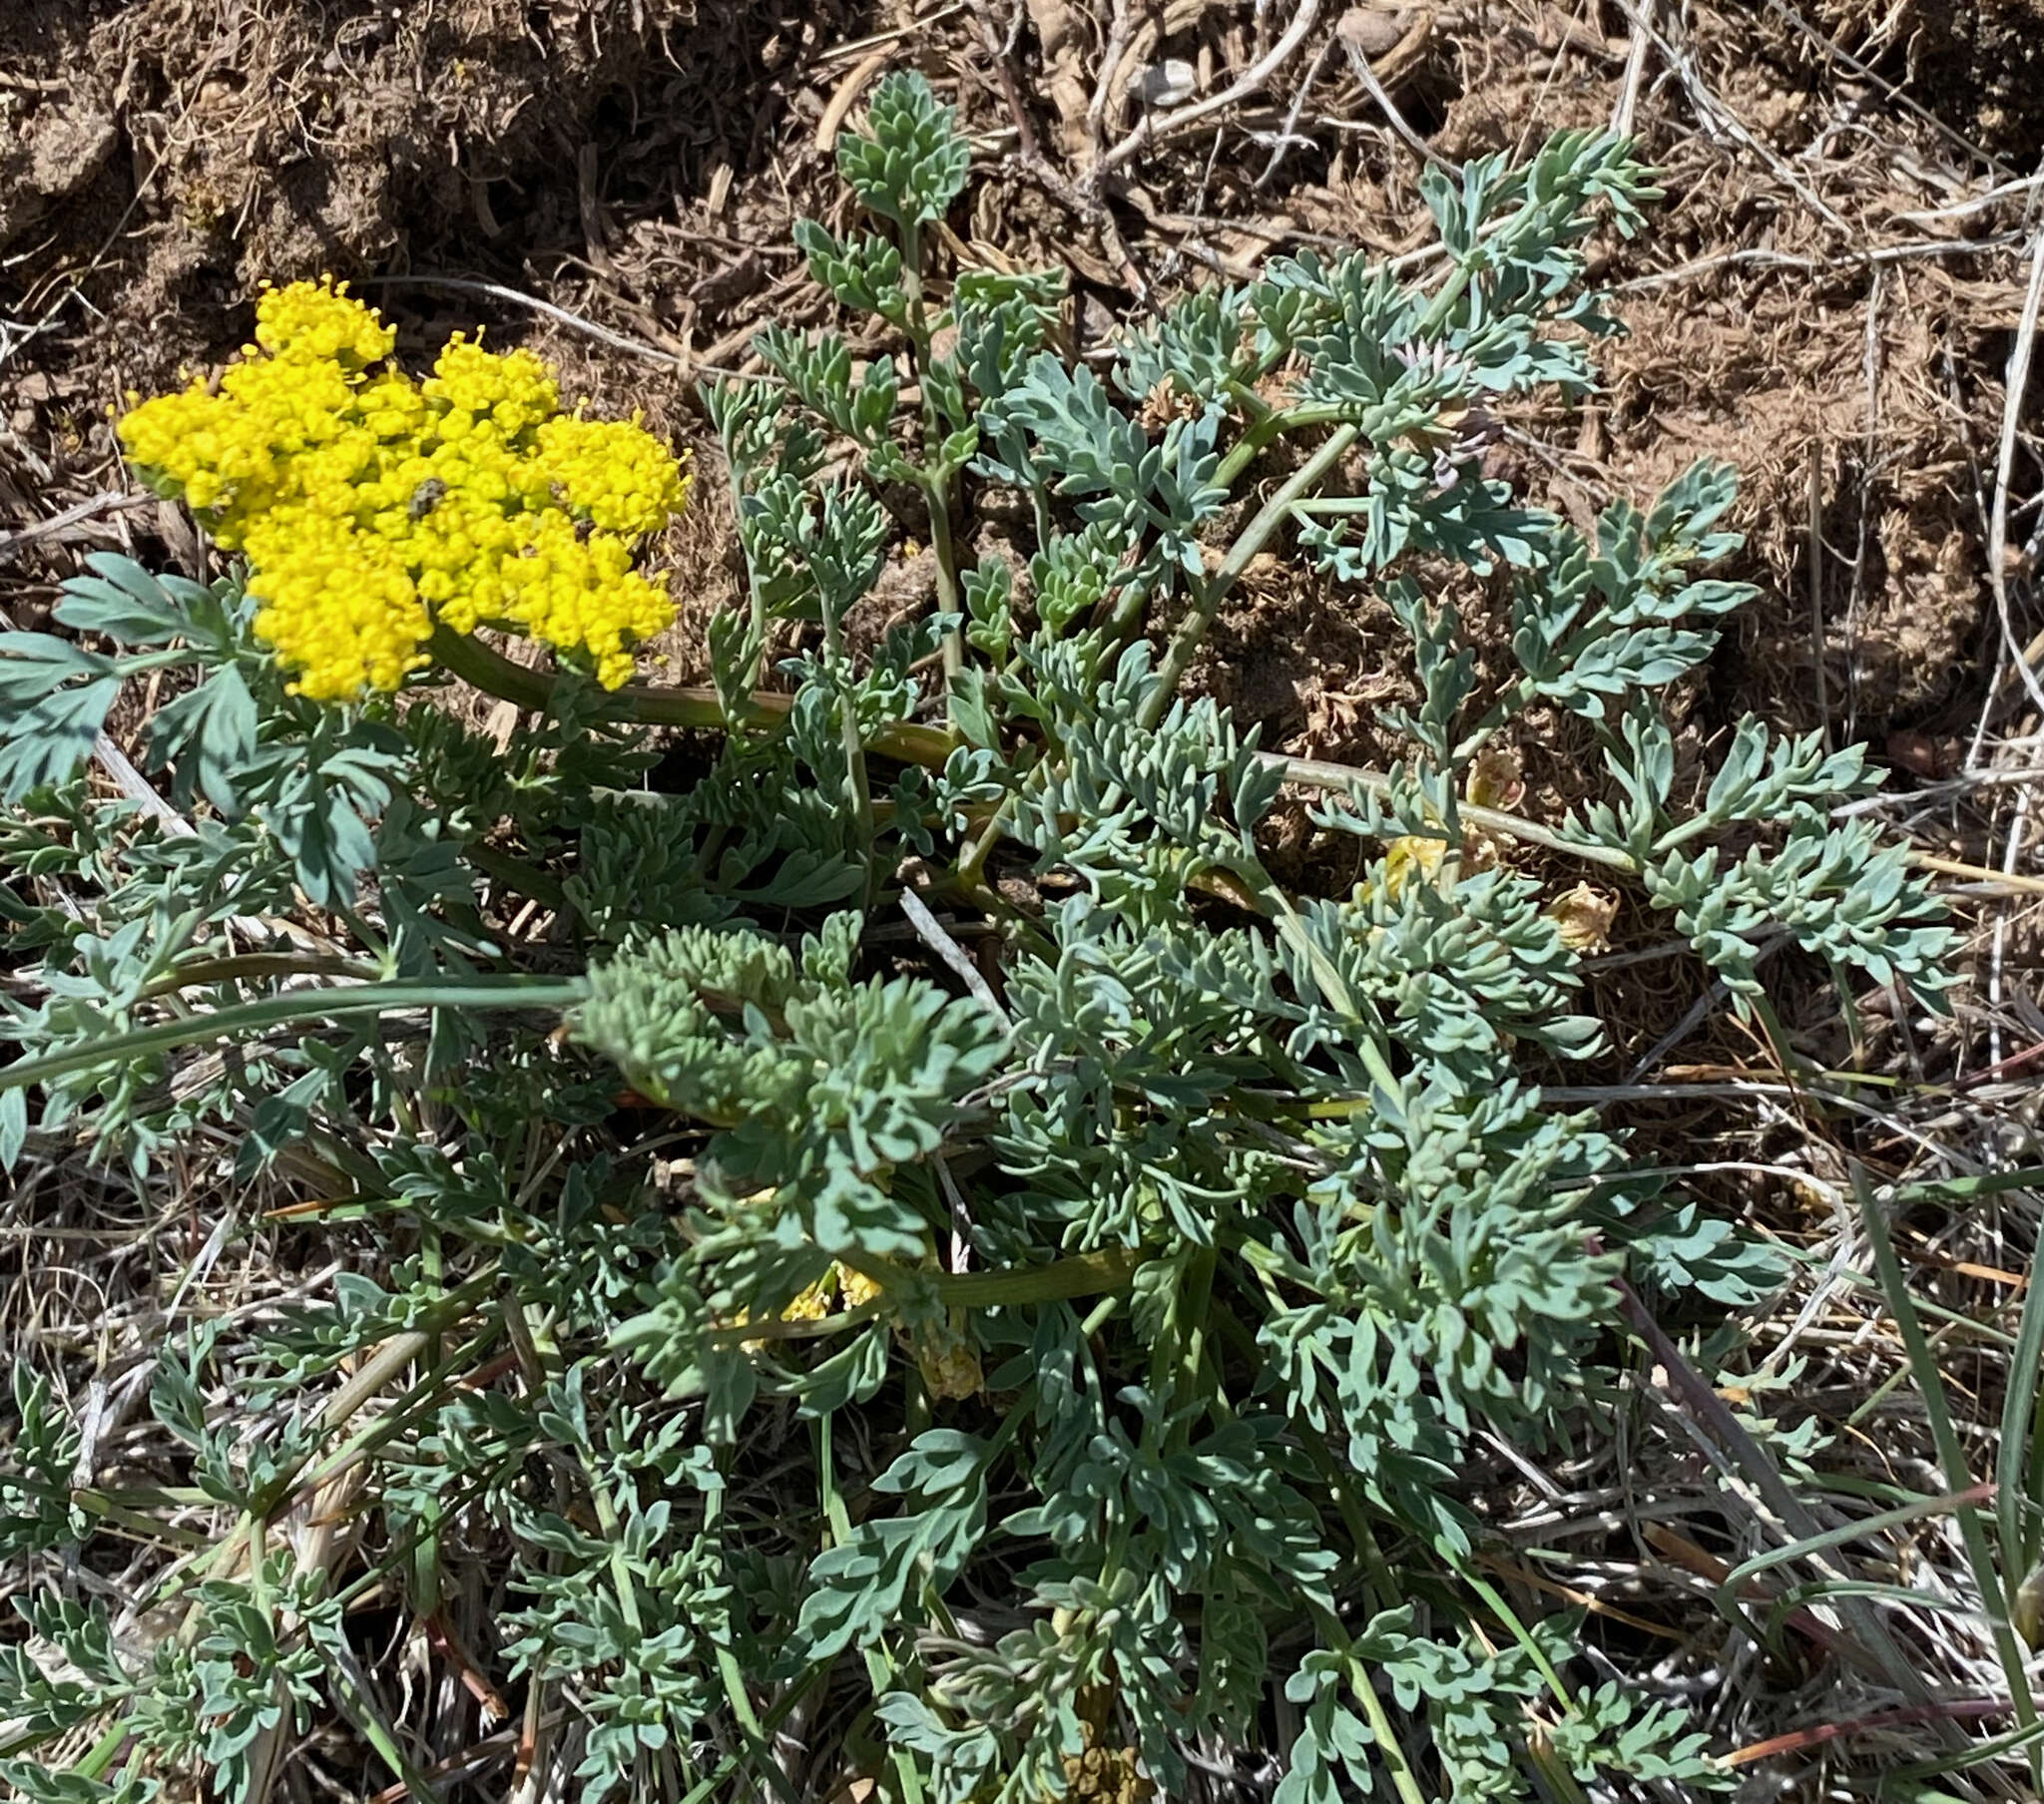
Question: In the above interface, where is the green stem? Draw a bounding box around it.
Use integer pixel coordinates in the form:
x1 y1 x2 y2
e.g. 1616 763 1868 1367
1 975 586 1096
1448 1558 1571 1706
1266 750 1641 871
1298 1624 1426 1804
1295 1432 1401 1612
1348 1672 1430 1804
923 473 966 697
431 623 721 726
819 602 876 886
281 1324 502 1511
1167 1247 1217 1449
898 217 966 722
1226 377 1276 426
724 451 771 699
1999 1199 2044 1582
581 1459 643 1632
886 1244 1145 1311
815 1413 928 1804
676 1668 832 1804
1417 258 1476 336
138 950 379 1001
428 623 954 767
1213 402 1353 491
955 793 1016 889
68 1488 216 1547
723 1245 1148 1344
322 1655 451 1804
1260 883 1402 1098
1142 425 1360 729
65 1721 132 1780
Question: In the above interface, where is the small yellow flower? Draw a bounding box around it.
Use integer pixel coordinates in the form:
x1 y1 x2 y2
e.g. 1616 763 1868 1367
780 1272 839 1323
1372 834 1447 903
241 507 431 700
536 413 691 534
253 275 396 366
423 334 559 437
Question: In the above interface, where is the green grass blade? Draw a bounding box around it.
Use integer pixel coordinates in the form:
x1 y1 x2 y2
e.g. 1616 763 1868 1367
1854 1163 2043 1783
1991 1179 2044 1588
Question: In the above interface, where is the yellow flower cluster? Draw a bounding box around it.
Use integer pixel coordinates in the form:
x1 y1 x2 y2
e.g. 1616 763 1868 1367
780 1261 885 1322
118 277 689 702
732 1261 888 1354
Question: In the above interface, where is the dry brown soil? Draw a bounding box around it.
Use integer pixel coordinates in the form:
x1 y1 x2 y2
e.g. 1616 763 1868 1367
2 0 2039 819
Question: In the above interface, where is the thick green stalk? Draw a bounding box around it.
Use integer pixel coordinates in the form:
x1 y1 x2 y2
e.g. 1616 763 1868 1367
922 1243 1144 1308
954 792 1016 888
463 838 570 913
1 976 586 1096
427 623 954 767
430 624 723 728
720 1245 1147 1345
1416 257 1476 336
1142 424 1360 729
1213 401 1353 492
435 617 1651 887
139 950 379 1000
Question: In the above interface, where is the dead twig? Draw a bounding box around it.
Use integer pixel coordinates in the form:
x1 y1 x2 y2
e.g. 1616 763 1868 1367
1335 24 1456 176
0 491 156 565
1095 0 1322 180
349 275 685 370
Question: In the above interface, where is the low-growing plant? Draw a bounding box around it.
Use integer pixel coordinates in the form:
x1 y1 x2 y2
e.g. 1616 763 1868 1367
0 72 1964 1804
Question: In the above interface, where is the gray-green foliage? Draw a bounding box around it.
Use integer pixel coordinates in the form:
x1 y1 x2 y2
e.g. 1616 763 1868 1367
0 67 1955 1804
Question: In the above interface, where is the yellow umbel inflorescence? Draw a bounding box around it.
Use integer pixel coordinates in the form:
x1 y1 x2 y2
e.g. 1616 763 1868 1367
117 277 690 702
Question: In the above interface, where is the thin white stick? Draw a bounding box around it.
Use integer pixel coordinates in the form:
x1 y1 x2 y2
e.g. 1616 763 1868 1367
1336 32 1455 175
1972 219 2044 766
1097 0 1320 177
1894 171 2044 228
349 274 684 369
899 886 1010 1026
1986 788 2034 1069
1611 13 1650 138
1257 35 1332 189
0 489 152 563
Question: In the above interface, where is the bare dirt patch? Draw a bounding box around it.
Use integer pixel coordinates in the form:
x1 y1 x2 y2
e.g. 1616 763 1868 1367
4 0 2031 777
